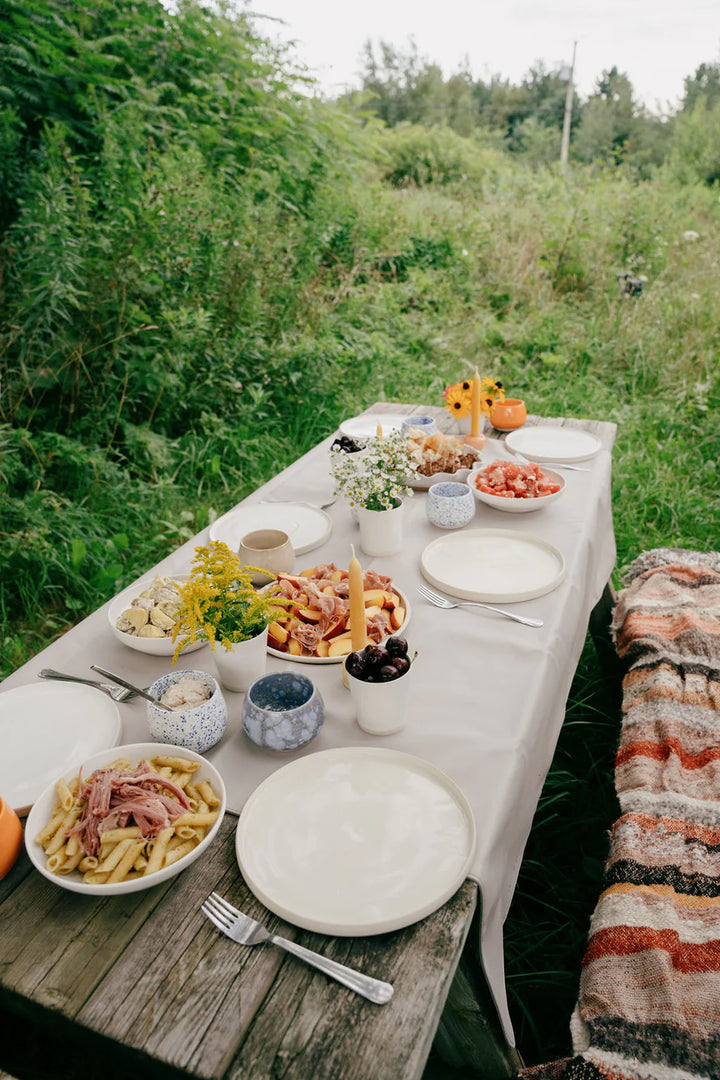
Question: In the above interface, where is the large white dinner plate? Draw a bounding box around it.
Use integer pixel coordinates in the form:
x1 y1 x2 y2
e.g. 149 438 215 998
235 747 476 936
209 502 332 557
421 528 565 603
505 425 601 463
265 584 411 664
0 684 122 815
339 413 408 440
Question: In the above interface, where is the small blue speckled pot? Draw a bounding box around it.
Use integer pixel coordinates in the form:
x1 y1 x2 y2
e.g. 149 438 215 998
242 673 324 752
426 481 476 529
146 670 227 754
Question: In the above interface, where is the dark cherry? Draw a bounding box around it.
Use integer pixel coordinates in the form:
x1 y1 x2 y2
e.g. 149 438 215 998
379 664 399 681
386 636 408 657
346 652 366 678
393 657 410 675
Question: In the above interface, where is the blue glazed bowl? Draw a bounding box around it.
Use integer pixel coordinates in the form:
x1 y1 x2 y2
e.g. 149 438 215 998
401 415 438 437
426 481 476 529
242 673 324 751
146 670 227 753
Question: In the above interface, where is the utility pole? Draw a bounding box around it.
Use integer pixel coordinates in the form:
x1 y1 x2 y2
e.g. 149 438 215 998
560 41 577 173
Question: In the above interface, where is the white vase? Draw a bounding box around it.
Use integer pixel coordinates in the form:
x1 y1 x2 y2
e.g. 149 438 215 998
357 503 404 557
212 626 268 693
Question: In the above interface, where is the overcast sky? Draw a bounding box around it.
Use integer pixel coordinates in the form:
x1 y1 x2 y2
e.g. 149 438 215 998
246 0 720 113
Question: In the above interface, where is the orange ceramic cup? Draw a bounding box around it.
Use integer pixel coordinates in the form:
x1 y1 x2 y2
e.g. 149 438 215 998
0 797 23 879
489 398 527 431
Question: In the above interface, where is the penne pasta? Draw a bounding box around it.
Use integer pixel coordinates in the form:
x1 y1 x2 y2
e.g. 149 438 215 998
173 811 218 828
36 755 222 885
107 840 144 883
55 777 74 812
154 756 200 772
144 826 173 875
195 780 221 808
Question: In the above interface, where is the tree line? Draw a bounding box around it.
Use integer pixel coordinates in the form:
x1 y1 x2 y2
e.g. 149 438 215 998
343 41 720 179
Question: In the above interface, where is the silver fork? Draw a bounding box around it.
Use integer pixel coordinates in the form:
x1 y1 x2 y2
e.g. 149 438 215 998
417 583 544 628
201 892 393 1004
38 669 138 702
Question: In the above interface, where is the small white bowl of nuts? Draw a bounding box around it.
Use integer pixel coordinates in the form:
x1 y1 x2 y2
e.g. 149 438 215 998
107 574 206 656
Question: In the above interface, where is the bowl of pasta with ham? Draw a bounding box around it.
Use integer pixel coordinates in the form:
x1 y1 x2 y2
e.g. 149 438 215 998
24 742 226 896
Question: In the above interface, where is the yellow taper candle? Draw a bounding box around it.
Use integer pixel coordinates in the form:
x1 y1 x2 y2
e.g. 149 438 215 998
376 424 383 438
348 544 368 652
470 368 482 437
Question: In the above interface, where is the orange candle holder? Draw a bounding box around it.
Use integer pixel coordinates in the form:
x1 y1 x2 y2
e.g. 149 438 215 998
463 433 486 451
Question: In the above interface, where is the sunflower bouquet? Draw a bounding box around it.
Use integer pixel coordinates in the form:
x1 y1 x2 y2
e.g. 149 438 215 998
443 376 505 419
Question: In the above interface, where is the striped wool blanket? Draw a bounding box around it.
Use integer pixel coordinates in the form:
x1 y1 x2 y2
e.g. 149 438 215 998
520 548 720 1080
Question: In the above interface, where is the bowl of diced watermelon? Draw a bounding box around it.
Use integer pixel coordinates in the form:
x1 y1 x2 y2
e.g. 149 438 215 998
467 459 565 513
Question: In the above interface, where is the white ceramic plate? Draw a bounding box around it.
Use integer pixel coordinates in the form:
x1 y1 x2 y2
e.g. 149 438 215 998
235 747 476 936
209 503 332 557
467 467 565 513
420 528 565 602
264 584 411 664
339 413 408 440
25 742 226 895
0 684 122 815
108 574 206 657
505 426 602 463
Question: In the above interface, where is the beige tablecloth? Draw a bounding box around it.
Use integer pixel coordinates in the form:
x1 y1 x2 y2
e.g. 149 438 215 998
2 405 616 1043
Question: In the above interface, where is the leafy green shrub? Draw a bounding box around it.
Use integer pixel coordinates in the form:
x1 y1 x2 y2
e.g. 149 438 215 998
375 122 500 186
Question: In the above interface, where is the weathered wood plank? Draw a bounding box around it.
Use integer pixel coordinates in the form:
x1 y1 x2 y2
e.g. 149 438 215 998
223 881 477 1080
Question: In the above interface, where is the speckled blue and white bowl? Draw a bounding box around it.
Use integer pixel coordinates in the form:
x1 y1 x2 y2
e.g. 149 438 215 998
242 673 324 751
146 670 227 753
426 481 476 529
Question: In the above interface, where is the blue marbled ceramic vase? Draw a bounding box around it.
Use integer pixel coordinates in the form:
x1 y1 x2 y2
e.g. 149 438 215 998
242 673 324 751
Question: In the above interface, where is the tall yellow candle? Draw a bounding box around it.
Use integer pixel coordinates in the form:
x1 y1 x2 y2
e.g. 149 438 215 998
376 424 383 438
348 544 368 652
470 368 482 437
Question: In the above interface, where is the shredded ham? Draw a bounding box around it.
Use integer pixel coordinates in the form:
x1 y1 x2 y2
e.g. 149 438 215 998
67 761 192 857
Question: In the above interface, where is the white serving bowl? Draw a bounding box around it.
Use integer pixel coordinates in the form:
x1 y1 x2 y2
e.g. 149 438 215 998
409 446 483 490
25 742 226 896
107 574 206 657
467 466 565 513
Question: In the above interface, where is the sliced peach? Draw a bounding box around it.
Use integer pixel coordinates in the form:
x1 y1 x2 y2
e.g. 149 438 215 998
287 638 303 656
323 614 348 640
330 569 344 583
363 605 383 620
384 592 401 610
315 640 330 658
297 606 322 623
328 637 353 657
390 606 406 630
267 621 289 646
363 589 386 606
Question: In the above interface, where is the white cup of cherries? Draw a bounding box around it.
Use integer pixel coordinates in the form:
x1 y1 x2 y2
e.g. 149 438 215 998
345 637 416 735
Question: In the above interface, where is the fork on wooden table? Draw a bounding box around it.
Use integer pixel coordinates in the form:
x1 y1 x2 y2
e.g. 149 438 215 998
201 892 393 1004
416 583 544 628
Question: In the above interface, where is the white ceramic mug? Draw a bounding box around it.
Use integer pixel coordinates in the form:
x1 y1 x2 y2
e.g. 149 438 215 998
238 529 295 585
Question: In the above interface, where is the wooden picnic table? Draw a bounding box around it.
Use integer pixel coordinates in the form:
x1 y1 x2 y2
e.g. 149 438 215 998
0 405 616 1080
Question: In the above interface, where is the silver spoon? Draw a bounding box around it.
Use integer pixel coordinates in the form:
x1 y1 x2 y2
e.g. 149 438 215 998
90 665 173 711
